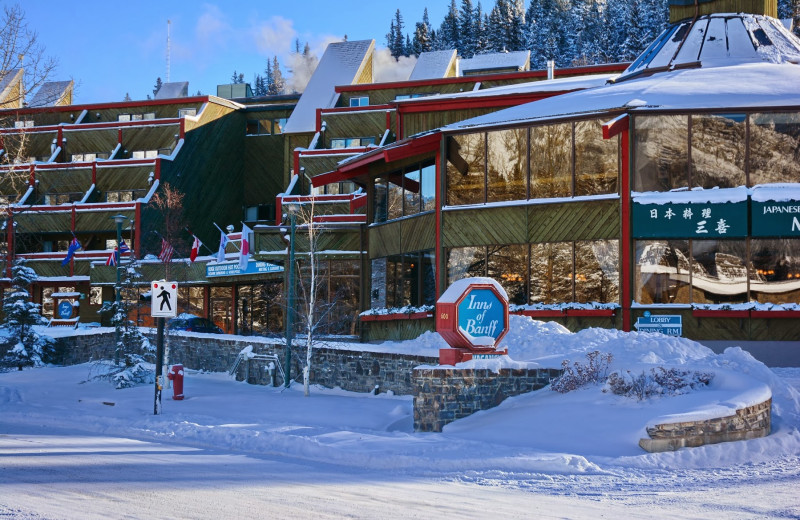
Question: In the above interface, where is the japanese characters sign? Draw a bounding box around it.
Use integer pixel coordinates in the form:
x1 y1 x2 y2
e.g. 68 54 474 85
751 201 800 237
632 201 747 238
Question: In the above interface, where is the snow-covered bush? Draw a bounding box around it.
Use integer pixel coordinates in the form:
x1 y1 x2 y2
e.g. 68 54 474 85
604 367 714 401
550 350 613 393
88 351 155 389
0 262 53 370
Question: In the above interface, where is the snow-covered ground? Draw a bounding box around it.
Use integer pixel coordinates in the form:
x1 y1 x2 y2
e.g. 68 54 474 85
2 316 799 518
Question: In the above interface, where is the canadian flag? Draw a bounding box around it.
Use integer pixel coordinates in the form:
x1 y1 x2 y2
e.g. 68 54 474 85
190 236 202 262
239 224 251 270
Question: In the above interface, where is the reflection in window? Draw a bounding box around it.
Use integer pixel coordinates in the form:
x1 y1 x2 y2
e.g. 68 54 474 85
750 112 800 185
373 178 388 223
750 239 800 304
421 162 436 212
403 167 421 216
575 120 618 196
691 240 747 304
89 286 102 305
446 246 486 285
633 115 689 192
691 114 746 188
530 123 571 198
447 133 485 205
387 176 403 220
487 129 527 202
575 240 620 303
530 242 573 303
635 240 691 304
371 251 433 309
488 244 528 304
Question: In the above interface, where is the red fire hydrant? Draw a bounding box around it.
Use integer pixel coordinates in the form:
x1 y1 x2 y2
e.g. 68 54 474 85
167 364 185 400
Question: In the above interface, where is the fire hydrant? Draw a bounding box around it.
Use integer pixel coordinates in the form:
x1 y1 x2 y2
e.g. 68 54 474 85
167 364 185 400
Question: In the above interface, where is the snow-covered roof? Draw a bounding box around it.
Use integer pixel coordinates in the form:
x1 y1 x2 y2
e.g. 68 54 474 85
0 68 23 101
284 40 375 134
29 81 73 107
155 81 189 100
409 50 458 80
459 51 531 74
444 61 800 132
619 14 800 83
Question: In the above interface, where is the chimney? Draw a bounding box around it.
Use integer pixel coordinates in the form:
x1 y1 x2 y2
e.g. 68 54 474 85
669 0 777 23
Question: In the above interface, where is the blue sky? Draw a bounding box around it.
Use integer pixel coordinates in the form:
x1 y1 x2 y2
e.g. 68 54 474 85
23 1 447 104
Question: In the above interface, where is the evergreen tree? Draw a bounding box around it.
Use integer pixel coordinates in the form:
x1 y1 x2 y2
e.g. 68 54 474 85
152 77 163 96
269 56 285 95
264 59 275 94
487 4 505 52
475 3 490 54
438 0 461 51
253 74 267 96
460 0 477 58
620 0 651 61
412 8 434 56
387 9 407 59
508 0 527 51
230 71 244 84
1 262 52 370
123 92 131 102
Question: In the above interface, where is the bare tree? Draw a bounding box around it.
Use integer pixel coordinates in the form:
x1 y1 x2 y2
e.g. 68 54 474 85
150 183 186 278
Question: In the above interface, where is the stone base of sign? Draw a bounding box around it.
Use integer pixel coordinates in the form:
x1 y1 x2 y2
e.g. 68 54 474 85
413 366 560 432
639 398 771 453
438 348 508 366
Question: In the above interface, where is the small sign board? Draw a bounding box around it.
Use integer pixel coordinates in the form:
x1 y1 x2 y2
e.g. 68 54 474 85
57 300 74 319
206 261 283 278
437 277 509 352
634 311 682 336
151 281 178 318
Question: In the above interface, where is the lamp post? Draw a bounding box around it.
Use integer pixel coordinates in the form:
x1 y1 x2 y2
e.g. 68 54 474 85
111 214 127 365
284 206 298 388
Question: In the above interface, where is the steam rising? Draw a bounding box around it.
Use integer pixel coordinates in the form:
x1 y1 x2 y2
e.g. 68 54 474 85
373 48 417 83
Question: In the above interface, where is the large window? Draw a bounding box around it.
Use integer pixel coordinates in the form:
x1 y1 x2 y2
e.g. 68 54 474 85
691 240 748 304
373 161 436 223
299 259 360 335
691 113 746 189
447 119 619 206
750 112 800 185
635 240 691 304
634 115 689 192
446 240 619 305
371 251 434 309
750 239 800 304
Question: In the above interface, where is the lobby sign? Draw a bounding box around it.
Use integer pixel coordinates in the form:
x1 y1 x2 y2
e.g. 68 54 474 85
751 201 800 237
634 311 682 336
206 260 283 278
632 201 747 238
437 277 509 352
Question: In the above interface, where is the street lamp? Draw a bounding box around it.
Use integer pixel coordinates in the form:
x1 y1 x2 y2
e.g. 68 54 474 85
284 205 298 388
111 213 127 365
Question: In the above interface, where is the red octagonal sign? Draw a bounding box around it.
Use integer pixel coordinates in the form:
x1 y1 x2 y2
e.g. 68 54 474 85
437 277 509 352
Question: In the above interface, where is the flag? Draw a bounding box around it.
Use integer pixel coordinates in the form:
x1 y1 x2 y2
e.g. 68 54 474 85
159 238 174 263
190 235 202 262
115 240 130 264
216 230 229 263
105 248 117 266
239 224 251 271
61 237 81 266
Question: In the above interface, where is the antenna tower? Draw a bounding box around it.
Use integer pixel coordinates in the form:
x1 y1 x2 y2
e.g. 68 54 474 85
166 20 171 83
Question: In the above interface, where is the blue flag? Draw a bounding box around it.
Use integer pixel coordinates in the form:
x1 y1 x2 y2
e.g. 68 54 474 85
61 238 81 266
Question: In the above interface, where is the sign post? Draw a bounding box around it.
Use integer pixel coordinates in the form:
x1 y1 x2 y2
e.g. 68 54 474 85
151 281 178 415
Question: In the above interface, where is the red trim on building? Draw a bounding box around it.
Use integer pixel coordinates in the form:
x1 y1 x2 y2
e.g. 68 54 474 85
435 151 442 295
135 202 142 258
334 63 630 94
299 147 369 156
0 118 183 136
91 162 97 184
179 119 185 139
154 159 161 180
692 309 750 318
385 110 392 132
313 214 367 224
750 310 800 319
28 164 35 186
0 158 157 173
396 91 571 115
319 103 395 115
1 96 209 118
360 311 433 322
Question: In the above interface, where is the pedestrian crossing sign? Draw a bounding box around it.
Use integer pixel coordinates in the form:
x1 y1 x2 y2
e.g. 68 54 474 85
151 280 178 318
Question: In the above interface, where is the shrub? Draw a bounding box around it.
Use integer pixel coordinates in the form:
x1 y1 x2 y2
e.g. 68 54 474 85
551 351 613 393
605 367 714 401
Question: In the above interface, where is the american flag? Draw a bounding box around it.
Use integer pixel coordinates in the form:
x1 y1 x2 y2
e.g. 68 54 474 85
159 238 174 263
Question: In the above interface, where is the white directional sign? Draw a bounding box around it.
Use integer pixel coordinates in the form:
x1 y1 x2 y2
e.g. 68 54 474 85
151 280 178 318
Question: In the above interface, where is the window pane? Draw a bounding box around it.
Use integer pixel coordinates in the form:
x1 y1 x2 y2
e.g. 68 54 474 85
691 240 747 304
387 175 403 220
635 240 691 304
530 123 571 198
530 242 573 303
447 133 485 205
750 112 800 185
421 162 436 212
487 128 527 202
387 254 407 307
403 253 418 307
691 113 746 189
634 115 689 192
420 249 436 306
575 119 618 196
488 244 528 305
750 239 800 304
370 258 388 309
328 260 359 334
575 240 620 303
403 166 421 216
446 246 485 285
373 178 388 223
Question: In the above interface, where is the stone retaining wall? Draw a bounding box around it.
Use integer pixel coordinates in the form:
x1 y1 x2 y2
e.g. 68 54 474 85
413 366 561 432
639 398 772 452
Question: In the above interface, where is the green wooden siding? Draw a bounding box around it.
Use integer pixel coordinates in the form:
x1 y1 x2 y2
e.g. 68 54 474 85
403 107 503 137
244 134 286 207
322 110 389 144
63 128 121 156
443 205 528 247
369 221 402 258
527 199 619 243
